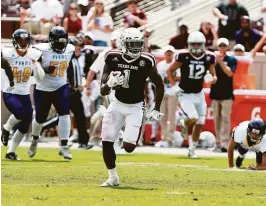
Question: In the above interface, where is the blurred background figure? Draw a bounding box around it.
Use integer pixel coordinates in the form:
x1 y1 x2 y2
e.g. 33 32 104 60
67 37 94 149
233 44 245 56
155 45 179 148
123 0 147 28
63 2 82 37
210 38 237 153
235 16 262 52
87 0 113 46
199 21 218 51
20 0 63 35
212 0 249 48
169 24 189 49
261 0 266 32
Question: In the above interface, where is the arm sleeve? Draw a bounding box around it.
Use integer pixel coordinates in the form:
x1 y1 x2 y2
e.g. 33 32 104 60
1 57 14 82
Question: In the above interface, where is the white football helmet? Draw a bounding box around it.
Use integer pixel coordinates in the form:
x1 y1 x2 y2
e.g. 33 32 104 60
187 31 206 55
120 28 145 59
199 131 216 148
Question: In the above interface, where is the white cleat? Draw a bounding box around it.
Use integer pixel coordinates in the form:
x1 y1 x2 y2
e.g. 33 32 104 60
100 177 120 187
188 150 198 159
28 139 39 158
59 146 72 160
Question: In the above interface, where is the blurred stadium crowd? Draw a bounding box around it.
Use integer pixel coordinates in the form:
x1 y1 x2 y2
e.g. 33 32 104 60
1 0 266 151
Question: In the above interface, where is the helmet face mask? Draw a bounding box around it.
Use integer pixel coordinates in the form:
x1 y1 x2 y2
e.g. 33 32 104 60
12 29 31 53
49 26 68 54
121 28 144 59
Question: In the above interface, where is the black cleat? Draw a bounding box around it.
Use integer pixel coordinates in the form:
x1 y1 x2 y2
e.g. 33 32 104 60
236 156 245 168
5 152 21 161
1 128 10 146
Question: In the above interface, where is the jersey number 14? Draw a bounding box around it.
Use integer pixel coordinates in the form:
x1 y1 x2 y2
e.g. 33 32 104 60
188 64 205 79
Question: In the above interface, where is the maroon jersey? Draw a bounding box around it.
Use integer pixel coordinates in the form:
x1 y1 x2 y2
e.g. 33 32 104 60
176 50 216 93
104 50 156 104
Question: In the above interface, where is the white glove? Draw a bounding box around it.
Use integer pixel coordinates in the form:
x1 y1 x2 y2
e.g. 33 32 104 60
169 85 183 96
5 86 14 92
107 71 124 88
147 110 164 122
204 71 213 83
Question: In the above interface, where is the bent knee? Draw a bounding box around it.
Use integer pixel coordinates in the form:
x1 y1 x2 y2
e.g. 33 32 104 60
123 142 136 153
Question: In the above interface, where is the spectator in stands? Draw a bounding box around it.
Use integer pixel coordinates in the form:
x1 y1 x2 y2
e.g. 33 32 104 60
169 24 189 49
233 44 245 56
250 34 266 58
63 3 82 36
20 0 63 35
67 37 94 149
212 0 249 48
199 22 218 51
210 38 237 153
123 0 147 28
155 45 179 148
261 0 266 32
77 32 94 46
235 16 262 52
87 0 113 46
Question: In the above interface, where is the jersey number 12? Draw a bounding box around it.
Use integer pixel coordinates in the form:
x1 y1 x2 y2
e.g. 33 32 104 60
188 64 205 79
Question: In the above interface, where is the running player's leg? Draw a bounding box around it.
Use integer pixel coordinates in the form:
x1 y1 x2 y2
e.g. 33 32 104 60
53 84 72 159
123 104 144 153
236 144 248 168
2 93 23 146
100 101 125 187
29 88 52 158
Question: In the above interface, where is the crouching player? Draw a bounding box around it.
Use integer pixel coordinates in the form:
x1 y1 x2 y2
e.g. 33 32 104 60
228 117 266 170
100 28 164 186
1 29 45 160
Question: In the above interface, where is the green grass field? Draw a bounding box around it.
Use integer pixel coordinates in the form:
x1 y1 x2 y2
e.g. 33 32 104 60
2 147 266 206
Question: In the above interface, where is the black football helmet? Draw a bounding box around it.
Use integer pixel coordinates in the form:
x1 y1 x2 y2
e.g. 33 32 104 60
12 29 31 52
49 26 68 53
247 117 266 146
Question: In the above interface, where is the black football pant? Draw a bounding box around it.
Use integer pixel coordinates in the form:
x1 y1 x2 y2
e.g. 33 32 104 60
70 90 90 145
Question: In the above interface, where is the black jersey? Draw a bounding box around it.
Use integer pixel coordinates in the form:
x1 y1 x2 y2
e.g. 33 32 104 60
104 50 156 104
177 50 216 93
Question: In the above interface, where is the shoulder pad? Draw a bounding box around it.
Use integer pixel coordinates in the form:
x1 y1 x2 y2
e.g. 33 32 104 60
65 44 75 53
141 52 156 67
27 48 42 61
33 43 51 52
206 50 216 56
104 49 121 60
1 48 17 58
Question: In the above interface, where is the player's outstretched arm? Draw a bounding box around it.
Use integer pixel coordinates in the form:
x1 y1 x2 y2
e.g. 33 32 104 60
167 61 181 87
32 59 45 82
100 64 111 96
228 138 236 168
149 66 164 111
1 57 14 87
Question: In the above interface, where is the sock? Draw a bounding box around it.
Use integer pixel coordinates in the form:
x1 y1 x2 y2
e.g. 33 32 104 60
61 140 68 146
189 138 198 151
188 135 193 147
32 118 43 138
108 168 118 179
58 115 71 141
7 130 24 153
33 135 39 140
102 141 116 169
3 115 21 131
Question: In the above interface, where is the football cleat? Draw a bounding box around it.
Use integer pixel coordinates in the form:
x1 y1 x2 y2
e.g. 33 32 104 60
59 146 72 160
78 143 94 150
1 128 10 146
100 177 120 187
236 156 245 168
5 152 21 161
188 149 198 159
28 139 39 158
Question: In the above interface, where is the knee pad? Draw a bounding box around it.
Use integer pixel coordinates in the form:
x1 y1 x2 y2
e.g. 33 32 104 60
196 116 205 125
123 142 136 153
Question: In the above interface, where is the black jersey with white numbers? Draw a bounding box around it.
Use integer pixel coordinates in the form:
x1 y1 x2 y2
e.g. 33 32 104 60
176 50 216 93
104 50 156 104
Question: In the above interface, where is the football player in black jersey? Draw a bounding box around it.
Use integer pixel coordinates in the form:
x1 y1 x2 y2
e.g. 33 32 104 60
99 28 164 187
167 31 217 158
